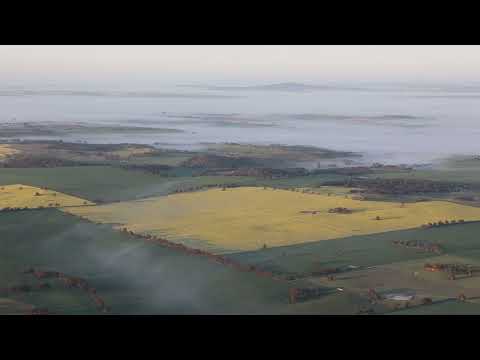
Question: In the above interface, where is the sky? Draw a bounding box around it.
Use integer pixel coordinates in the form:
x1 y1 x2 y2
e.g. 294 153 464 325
1 45 480 88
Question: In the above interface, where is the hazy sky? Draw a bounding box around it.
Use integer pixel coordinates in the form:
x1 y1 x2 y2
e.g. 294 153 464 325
1 45 480 87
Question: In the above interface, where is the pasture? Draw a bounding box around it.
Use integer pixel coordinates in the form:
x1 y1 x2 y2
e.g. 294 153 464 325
230 221 480 275
0 166 258 203
0 209 307 314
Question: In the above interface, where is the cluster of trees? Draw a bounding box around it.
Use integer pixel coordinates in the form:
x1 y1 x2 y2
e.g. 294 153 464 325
310 267 341 277
421 219 465 228
312 166 372 176
0 206 34 212
288 287 325 304
0 155 89 168
120 164 174 175
181 154 256 169
424 263 474 279
23 268 110 313
0 202 62 213
119 227 280 281
197 166 309 179
172 183 244 194
328 207 353 214
47 142 126 152
323 178 469 195
392 239 443 254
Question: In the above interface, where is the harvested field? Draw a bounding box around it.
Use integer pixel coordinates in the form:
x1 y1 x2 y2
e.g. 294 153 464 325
0 184 93 210
64 187 480 253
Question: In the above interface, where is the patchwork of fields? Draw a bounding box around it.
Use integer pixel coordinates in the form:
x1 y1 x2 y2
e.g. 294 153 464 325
0 166 263 203
3 139 480 314
63 186 480 253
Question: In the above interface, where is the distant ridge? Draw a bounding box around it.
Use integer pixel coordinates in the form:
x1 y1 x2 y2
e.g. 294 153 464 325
205 82 363 92
0 89 243 99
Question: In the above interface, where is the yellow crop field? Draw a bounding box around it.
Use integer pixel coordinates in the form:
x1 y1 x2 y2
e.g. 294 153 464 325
0 144 20 159
0 184 94 210
64 187 480 253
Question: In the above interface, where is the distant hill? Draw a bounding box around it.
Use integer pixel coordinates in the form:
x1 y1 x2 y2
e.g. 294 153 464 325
207 82 363 92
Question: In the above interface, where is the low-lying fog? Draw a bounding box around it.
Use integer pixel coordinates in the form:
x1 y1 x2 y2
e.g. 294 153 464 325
1 83 480 165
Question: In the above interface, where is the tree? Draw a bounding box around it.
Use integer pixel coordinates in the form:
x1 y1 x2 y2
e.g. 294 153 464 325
422 297 433 305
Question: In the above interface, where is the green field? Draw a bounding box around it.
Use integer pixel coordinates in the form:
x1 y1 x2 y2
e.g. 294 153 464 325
0 166 261 202
226 222 480 314
229 222 480 276
370 170 480 186
4 139 480 315
0 209 313 314
0 166 168 202
0 166 351 203
370 160 480 186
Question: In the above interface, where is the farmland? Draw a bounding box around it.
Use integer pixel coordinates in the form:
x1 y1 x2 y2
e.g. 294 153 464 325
0 166 260 203
0 209 313 315
63 186 480 253
229 221 480 275
7 43 480 317
3 139 480 315
0 184 92 209
3 200 480 315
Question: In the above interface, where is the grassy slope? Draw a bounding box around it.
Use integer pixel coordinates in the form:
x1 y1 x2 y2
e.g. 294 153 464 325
0 209 312 315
